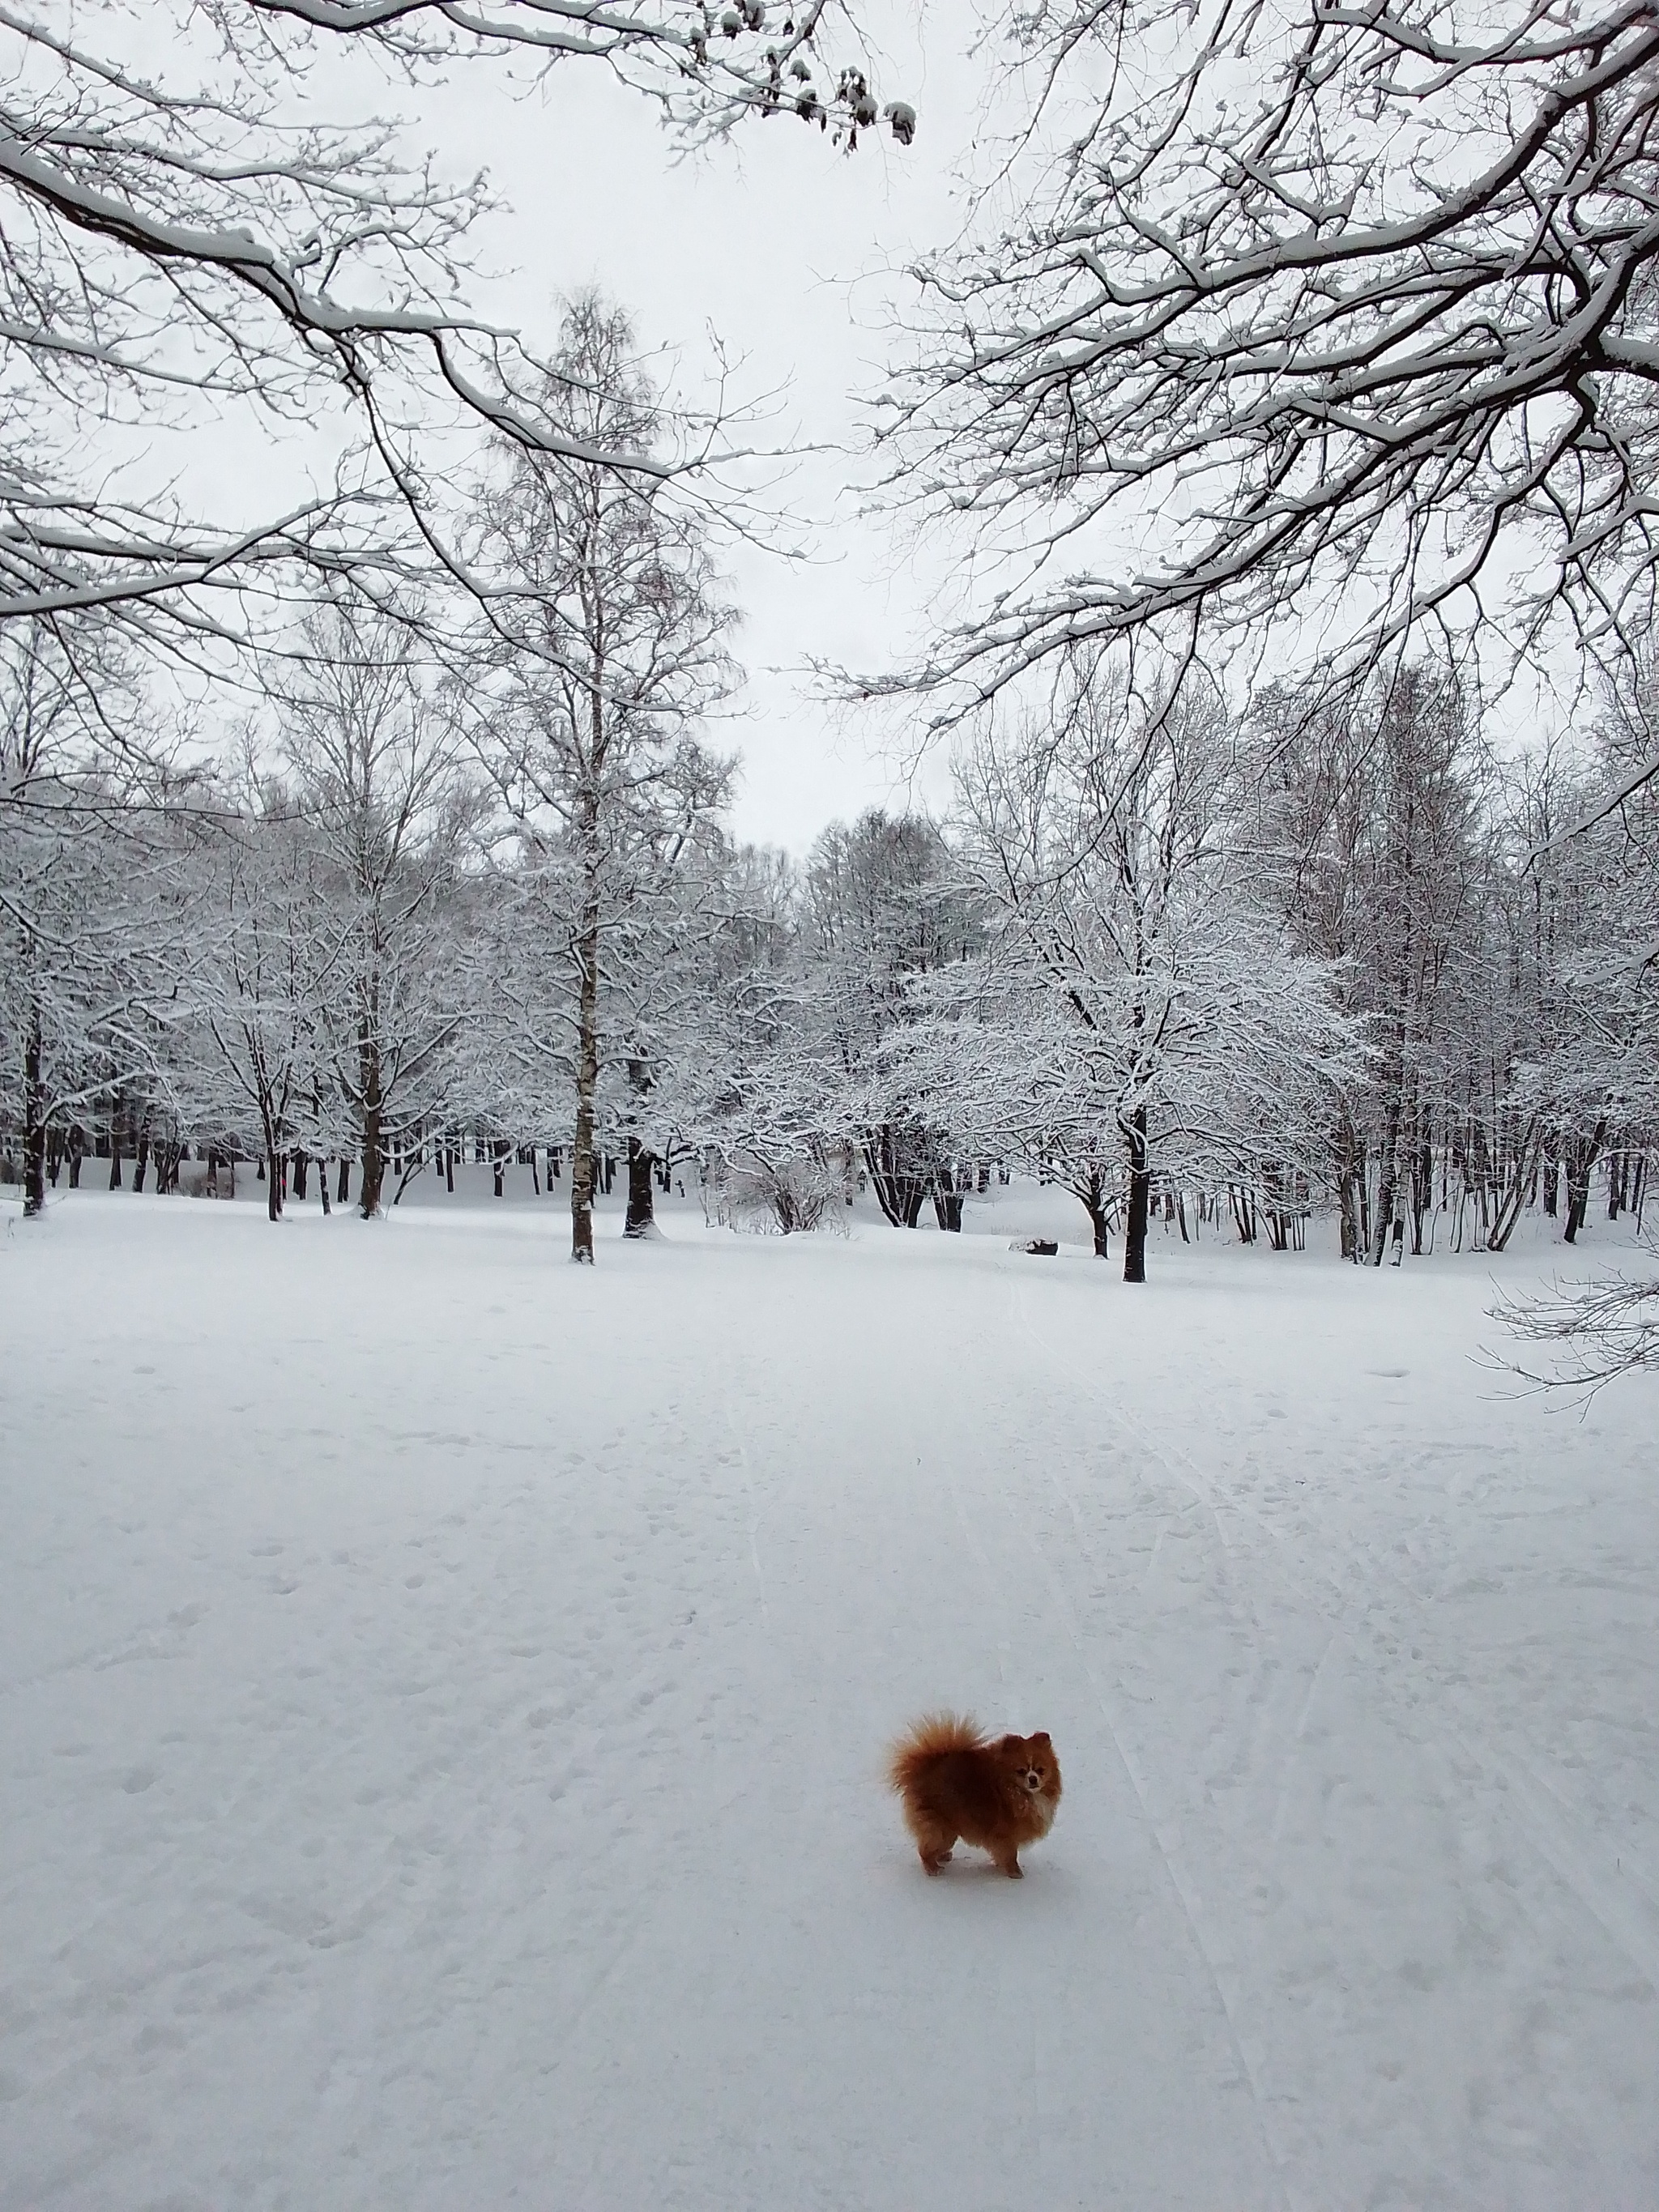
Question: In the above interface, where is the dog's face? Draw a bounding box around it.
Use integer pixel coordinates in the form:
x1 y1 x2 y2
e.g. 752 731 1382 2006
999 1731 1060 1801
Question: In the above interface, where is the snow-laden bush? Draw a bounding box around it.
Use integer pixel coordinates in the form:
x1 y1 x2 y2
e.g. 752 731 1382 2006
704 1153 851 1236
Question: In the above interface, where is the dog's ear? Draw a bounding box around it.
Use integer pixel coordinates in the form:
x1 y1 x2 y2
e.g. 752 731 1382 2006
996 1733 1022 1753
1030 1731 1051 1746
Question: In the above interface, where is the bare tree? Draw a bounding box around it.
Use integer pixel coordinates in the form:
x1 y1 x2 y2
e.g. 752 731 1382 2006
0 4 911 641
458 296 737 1262
800 810 979 1227
1496 1265 1659 1395
946 663 1356 1281
871 0 1659 723
281 601 471 1217
181 778 347 1221
1255 665 1486 1261
0 623 185 1217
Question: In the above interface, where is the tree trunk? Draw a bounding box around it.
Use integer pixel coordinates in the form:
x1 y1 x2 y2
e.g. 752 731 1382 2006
1609 1150 1627 1221
22 997 46 1220
1123 1107 1150 1284
622 1058 657 1238
625 1135 657 1238
863 1126 931 1228
1486 1119 1539 1253
1082 1170 1110 1259
1369 1016 1408 1265
569 885 601 1265
266 1148 284 1221
1563 1118 1609 1243
292 1151 309 1202
67 1125 84 1187
336 1157 351 1205
932 1183 964 1231
1410 1123 1431 1256
357 1025 385 1219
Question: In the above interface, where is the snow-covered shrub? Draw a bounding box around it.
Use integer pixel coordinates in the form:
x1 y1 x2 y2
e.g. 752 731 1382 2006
705 1153 851 1235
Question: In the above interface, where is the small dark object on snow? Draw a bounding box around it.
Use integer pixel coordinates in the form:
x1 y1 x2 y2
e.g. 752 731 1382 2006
1013 1238 1058 1256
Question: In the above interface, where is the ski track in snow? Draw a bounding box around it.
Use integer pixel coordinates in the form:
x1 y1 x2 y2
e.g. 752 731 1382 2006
2 1190 1657 2210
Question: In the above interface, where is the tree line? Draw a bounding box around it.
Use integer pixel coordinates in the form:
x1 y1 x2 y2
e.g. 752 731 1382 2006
6 408 1654 1283
5 0 1659 1345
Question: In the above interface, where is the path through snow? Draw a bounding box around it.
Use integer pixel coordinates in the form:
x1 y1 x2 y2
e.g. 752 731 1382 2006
3 1194 1657 2208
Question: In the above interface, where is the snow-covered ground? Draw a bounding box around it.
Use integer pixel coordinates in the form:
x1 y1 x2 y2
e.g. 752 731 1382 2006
3 1187 1657 2210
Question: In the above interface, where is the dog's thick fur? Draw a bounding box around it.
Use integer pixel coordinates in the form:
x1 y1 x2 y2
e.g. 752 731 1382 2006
886 1713 1062 1877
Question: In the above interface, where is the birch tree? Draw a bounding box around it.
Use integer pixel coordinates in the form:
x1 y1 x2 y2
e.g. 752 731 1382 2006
458 296 737 1262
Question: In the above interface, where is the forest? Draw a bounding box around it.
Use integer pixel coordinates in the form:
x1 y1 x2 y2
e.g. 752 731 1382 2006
6 410 1653 1288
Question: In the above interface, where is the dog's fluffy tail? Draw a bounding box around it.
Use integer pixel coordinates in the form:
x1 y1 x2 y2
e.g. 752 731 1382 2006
886 1711 985 1793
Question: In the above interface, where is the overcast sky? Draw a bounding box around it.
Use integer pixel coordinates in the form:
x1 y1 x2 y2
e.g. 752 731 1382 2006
401 12 994 855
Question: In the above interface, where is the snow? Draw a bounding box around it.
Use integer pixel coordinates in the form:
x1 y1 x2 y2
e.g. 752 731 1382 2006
3 1187 1657 2209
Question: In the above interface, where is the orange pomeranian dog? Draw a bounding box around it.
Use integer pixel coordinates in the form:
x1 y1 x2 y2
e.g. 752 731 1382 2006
887 1713 1063 1877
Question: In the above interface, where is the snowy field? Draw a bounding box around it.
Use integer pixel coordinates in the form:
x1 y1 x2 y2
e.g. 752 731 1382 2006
3 1185 1658 2211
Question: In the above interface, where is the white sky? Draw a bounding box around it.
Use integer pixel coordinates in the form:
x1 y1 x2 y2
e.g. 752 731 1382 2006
413 16 992 855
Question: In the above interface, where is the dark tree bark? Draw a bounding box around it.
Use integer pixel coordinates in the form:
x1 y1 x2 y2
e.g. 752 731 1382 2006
1334 1099 1363 1262
1563 1119 1609 1244
625 1135 658 1238
1081 1169 1111 1259
1123 1106 1150 1284
932 1183 964 1231
22 998 46 1220
292 1151 309 1202
622 1059 657 1238
569 875 601 1264
863 1126 931 1226
337 1157 351 1204
1369 1008 1408 1266
356 1025 385 1218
